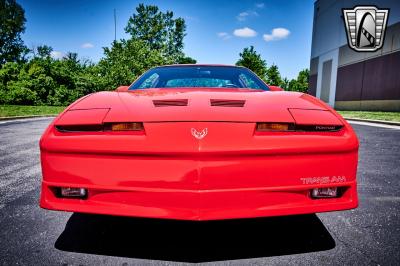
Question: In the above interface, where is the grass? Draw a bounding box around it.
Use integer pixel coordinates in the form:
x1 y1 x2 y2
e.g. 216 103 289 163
0 105 65 118
337 111 400 122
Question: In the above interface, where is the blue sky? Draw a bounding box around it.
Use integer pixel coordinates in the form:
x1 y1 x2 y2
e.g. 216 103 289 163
19 0 314 79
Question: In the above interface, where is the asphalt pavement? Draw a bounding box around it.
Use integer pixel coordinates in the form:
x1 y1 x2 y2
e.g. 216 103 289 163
0 118 399 265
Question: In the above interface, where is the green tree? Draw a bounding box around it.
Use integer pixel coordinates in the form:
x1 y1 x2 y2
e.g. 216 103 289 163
124 4 186 61
235 46 267 80
0 3 198 106
98 39 171 89
287 79 298 92
178 56 197 64
36 45 53 58
296 69 309 93
0 0 27 65
265 64 282 86
280 77 289 90
287 69 309 93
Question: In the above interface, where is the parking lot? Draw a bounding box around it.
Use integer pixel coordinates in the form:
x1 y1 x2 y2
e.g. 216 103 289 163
0 118 399 265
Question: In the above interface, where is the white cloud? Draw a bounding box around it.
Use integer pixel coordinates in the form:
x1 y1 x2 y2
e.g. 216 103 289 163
263 28 290 42
237 12 249 21
233 27 257 38
81 42 94 49
50 51 65 59
255 3 265 8
217 32 231 40
236 10 258 21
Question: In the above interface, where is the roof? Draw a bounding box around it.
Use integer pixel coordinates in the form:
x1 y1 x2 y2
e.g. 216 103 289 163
156 64 245 68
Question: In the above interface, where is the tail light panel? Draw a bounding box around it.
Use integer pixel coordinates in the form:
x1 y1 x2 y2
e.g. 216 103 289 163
256 109 344 132
256 122 343 132
56 122 144 132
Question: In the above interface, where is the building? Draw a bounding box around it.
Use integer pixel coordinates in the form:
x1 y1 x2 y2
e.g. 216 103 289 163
309 0 400 111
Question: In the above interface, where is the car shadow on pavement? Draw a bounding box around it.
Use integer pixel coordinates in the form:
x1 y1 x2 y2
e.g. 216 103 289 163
55 213 335 262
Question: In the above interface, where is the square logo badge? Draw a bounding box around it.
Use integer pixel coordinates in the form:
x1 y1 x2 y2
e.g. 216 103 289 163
343 6 389 52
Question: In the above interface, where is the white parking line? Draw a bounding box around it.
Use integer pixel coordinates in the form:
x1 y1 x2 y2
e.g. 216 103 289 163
349 121 400 130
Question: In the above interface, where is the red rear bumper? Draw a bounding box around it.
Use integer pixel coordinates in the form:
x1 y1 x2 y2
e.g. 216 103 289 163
40 151 358 220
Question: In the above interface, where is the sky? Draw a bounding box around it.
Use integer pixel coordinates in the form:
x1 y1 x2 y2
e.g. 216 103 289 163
19 0 314 80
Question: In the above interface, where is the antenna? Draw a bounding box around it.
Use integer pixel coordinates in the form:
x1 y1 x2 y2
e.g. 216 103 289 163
114 9 117 41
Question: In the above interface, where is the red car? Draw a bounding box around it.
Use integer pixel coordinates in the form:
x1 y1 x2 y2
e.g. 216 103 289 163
40 65 359 220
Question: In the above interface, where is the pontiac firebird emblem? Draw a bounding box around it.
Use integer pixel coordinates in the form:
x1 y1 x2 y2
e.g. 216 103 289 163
191 128 208 140
343 6 389 52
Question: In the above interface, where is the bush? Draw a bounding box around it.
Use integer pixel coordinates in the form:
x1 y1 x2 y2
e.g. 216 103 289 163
4 84 38 105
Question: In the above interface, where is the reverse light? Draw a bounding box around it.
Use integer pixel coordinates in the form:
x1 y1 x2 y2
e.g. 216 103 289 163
311 187 338 198
60 187 87 198
256 123 293 131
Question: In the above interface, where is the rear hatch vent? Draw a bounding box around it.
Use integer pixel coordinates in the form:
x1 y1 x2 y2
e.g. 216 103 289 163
153 99 188 107
210 99 246 107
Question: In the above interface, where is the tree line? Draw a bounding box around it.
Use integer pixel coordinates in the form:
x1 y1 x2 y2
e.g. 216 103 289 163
235 46 309 92
0 0 309 106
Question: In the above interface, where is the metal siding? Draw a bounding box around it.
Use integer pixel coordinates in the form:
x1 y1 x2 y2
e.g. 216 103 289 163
310 57 319 75
362 51 400 100
320 60 332 103
336 61 364 101
336 50 400 102
308 74 318 96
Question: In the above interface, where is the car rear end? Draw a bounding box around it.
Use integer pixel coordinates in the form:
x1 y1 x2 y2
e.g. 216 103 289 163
40 90 358 220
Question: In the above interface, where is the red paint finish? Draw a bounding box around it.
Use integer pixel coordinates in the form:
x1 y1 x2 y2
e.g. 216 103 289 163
267 85 284 91
56 108 109 126
289 109 343 126
40 75 359 220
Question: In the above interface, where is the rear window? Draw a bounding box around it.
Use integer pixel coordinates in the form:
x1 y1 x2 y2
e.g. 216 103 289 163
130 66 269 90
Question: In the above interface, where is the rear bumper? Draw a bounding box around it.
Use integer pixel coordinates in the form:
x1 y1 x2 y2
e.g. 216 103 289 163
40 150 358 220
41 181 358 221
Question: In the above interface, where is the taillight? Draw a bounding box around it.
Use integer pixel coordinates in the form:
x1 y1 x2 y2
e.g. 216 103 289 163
295 125 343 132
56 122 144 132
256 123 342 132
256 123 294 131
104 122 144 131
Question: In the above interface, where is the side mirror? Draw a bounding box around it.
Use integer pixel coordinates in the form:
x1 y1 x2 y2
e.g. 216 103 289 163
268 85 284 91
116 85 129 92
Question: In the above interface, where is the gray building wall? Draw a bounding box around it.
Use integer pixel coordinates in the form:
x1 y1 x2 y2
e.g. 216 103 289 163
309 0 400 111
